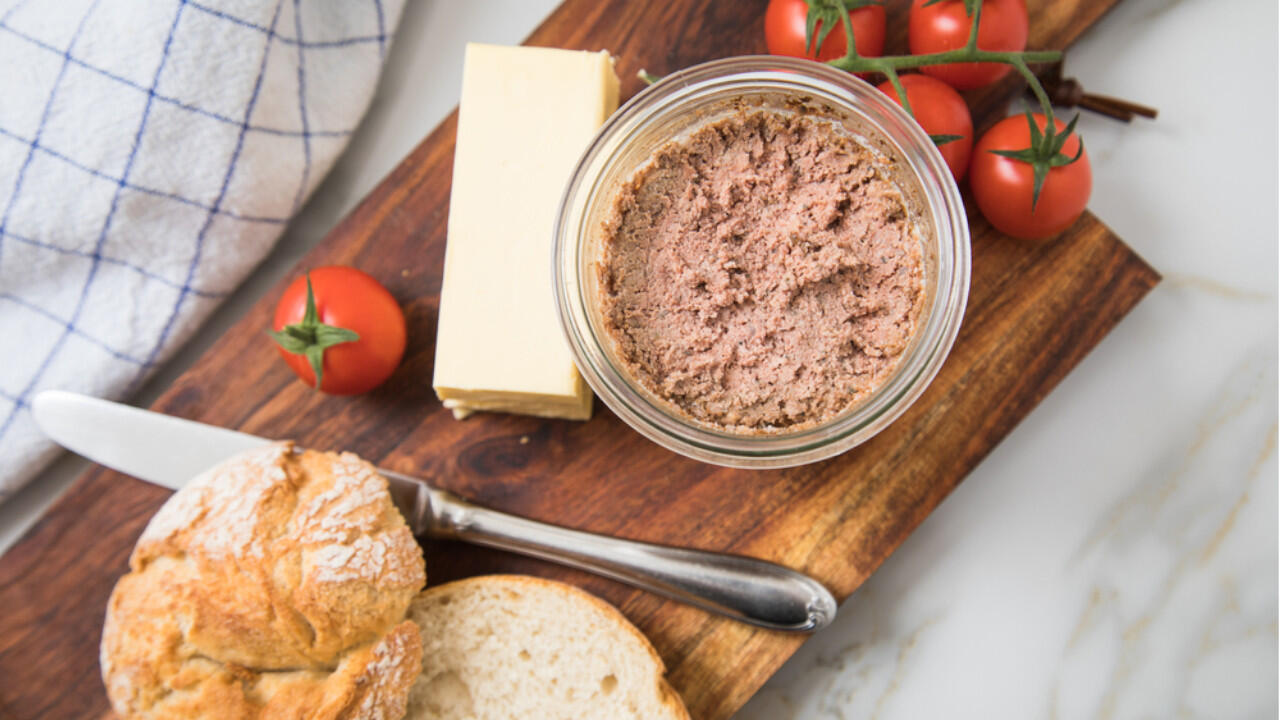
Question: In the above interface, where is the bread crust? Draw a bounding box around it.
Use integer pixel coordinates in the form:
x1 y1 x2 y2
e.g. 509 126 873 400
411 574 690 720
101 443 426 720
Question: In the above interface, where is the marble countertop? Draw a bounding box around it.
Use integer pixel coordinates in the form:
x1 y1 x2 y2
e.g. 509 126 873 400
2 0 1275 717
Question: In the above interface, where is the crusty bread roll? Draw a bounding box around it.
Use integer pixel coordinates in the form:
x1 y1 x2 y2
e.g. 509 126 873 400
405 575 689 720
101 442 427 720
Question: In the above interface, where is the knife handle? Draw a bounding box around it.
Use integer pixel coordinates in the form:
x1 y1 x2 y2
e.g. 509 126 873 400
422 487 837 632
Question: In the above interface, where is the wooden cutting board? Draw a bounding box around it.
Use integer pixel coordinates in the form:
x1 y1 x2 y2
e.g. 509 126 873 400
0 1 1156 718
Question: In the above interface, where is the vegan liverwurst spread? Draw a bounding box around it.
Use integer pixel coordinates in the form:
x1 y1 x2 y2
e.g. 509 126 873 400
600 111 924 432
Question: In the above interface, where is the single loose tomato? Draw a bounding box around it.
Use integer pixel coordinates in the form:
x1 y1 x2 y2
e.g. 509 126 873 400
765 0 886 62
270 266 407 395
877 74 973 182
969 113 1091 240
908 0 1028 90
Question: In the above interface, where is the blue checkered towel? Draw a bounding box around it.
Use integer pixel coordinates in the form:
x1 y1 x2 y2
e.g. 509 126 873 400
0 0 405 502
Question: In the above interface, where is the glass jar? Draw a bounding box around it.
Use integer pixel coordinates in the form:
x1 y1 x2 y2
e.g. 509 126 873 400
553 56 969 468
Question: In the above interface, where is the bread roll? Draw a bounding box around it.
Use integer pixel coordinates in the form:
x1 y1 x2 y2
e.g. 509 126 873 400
101 443 426 720
405 575 689 720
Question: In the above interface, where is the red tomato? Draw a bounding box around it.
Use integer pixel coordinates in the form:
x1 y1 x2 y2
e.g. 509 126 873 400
909 0 1028 90
969 113 1092 240
765 0 886 62
877 74 973 182
270 266 407 395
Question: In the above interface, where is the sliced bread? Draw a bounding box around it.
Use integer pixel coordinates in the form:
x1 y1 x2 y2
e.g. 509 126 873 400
405 575 689 720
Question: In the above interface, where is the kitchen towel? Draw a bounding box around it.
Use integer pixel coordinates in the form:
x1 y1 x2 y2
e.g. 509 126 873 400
0 0 405 503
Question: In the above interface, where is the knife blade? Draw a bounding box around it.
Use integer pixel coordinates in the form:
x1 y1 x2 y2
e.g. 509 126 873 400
32 390 837 632
33 390 270 489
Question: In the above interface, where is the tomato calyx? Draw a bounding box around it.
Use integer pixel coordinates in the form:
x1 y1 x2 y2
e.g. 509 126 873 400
268 273 360 389
802 0 885 57
930 133 964 147
989 109 1085 208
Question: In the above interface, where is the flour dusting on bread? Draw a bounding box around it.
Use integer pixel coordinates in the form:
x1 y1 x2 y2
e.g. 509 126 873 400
102 443 426 720
137 443 289 559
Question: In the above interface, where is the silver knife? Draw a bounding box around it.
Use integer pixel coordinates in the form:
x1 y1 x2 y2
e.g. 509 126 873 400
32 390 836 632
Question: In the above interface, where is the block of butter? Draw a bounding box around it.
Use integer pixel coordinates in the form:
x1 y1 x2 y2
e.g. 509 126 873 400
432 44 619 421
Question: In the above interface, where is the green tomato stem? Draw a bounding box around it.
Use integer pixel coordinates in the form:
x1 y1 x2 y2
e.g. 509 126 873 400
883 67 913 116
820 0 1082 206
1011 57 1056 135
965 1 983 52
823 0 1061 133
826 47 1061 74
838 5 860 62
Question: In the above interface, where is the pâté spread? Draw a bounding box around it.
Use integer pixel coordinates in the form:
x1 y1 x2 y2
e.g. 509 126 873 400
599 111 924 432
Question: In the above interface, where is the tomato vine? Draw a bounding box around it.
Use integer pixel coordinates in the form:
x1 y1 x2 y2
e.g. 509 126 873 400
638 1 1088 210
821 0 1080 206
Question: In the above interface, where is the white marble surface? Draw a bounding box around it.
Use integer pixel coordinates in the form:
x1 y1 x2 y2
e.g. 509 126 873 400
2 0 1275 717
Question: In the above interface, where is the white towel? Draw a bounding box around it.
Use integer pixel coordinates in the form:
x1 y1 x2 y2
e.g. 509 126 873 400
0 0 405 502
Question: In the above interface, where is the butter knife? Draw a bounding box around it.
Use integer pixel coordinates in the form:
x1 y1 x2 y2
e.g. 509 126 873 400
32 390 836 632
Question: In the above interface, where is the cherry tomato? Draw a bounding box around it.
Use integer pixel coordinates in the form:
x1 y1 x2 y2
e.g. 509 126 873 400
877 74 973 182
969 113 1092 240
908 0 1028 90
765 0 886 62
270 266 407 395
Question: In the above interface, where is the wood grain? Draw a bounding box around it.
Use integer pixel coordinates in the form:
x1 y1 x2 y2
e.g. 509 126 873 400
0 1 1155 718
